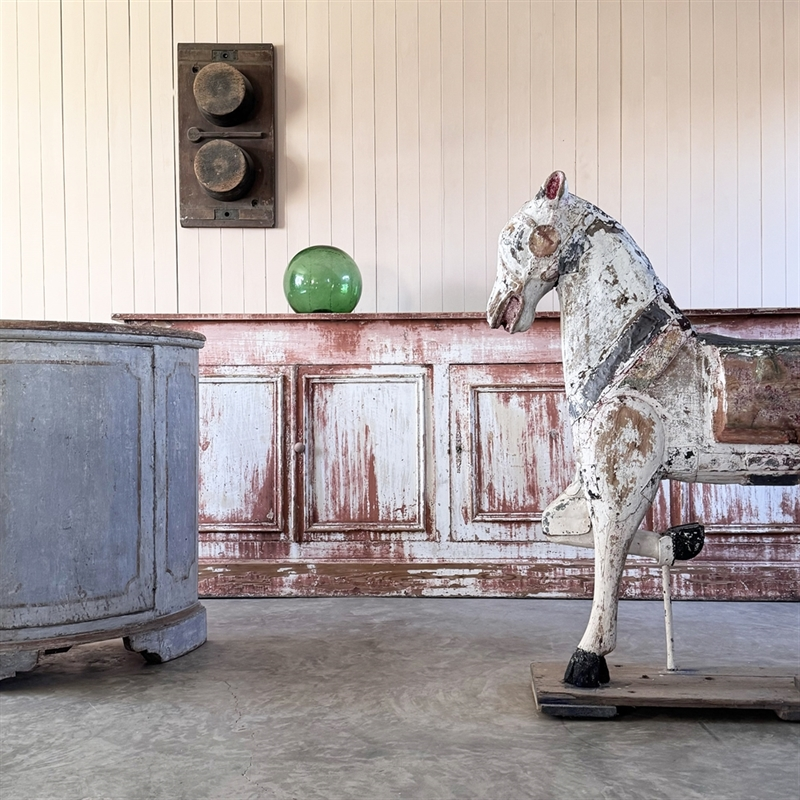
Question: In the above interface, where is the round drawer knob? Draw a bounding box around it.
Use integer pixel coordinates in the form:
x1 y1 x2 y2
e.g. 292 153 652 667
193 140 255 201
192 62 254 126
293 442 306 454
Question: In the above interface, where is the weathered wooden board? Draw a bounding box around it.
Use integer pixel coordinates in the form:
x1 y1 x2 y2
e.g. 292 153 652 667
299 365 431 539
196 557 800 600
531 662 800 720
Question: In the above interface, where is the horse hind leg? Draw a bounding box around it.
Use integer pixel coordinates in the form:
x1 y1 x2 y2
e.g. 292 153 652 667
629 521 705 564
666 522 705 561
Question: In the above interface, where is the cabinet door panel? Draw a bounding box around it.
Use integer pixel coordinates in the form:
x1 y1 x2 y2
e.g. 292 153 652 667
473 386 573 517
299 366 431 539
451 363 575 541
199 374 285 532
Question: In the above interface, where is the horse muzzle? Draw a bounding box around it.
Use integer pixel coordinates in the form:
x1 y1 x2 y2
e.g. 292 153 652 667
489 293 523 333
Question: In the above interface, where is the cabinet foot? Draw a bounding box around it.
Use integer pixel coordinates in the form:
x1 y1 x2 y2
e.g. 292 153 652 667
0 650 40 680
123 604 207 664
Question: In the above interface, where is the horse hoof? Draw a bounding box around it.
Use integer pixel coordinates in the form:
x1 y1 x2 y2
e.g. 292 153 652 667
563 648 610 688
667 522 705 561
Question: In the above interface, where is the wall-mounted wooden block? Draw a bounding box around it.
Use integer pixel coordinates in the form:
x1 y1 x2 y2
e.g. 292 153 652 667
177 43 275 228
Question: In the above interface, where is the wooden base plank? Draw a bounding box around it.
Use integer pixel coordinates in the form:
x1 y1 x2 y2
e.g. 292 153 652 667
531 662 800 720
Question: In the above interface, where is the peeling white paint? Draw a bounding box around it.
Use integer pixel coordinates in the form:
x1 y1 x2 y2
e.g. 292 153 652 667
406 568 486 577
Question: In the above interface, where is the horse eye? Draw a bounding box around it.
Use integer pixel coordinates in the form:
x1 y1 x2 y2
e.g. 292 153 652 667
529 225 560 257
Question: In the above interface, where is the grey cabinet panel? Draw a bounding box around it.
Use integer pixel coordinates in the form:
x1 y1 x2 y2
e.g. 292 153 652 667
0 345 155 629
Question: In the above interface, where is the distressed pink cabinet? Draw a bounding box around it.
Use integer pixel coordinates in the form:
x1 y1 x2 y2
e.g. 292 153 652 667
117 311 799 600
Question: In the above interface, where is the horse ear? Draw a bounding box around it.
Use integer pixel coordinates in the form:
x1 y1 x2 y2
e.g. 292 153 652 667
543 171 568 202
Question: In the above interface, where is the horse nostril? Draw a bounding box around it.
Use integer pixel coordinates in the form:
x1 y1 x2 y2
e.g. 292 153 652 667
501 295 523 331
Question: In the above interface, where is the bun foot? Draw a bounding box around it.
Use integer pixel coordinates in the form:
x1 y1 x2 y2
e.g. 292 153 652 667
123 604 207 665
0 650 39 680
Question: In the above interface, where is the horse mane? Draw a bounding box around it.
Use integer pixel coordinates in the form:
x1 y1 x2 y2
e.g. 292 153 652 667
560 193 694 332
555 193 696 419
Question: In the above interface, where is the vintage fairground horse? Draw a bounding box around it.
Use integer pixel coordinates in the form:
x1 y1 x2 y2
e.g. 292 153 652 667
487 171 800 689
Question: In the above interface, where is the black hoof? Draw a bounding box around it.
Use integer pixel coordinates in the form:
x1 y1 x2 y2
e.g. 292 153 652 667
563 648 610 688
667 522 705 561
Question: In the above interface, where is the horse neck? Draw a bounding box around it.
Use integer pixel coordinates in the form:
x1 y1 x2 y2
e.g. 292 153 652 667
555 223 688 406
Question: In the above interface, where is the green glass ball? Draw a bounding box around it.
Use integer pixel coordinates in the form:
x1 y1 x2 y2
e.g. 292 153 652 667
283 245 363 313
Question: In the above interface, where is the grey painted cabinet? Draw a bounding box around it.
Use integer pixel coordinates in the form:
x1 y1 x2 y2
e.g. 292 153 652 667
0 322 207 679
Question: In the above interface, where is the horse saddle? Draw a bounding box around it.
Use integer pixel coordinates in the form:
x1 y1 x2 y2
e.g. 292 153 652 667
702 333 800 445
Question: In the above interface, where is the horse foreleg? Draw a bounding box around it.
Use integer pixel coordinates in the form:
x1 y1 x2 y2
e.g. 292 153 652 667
563 508 647 687
563 396 666 688
542 473 701 565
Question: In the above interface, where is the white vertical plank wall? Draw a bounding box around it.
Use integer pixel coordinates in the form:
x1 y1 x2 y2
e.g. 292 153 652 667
328 0 356 288
441 0 464 313
666 0 690 301
417 0 442 311
1 1 22 318
786 0 800 306
373 0 399 312
14 0 46 319
395 0 421 311
172 0 201 312
350 0 377 310
713 0 738 308
689 0 715 308
262 0 289 312
217 0 245 313
1 0 798 322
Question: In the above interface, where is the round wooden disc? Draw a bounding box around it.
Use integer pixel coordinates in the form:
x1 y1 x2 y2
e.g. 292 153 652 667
193 140 254 201
192 63 252 124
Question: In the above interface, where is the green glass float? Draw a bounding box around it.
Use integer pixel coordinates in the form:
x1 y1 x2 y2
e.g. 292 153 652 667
283 245 363 313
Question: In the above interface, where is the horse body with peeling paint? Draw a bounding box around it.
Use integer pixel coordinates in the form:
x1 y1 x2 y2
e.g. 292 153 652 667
487 171 800 688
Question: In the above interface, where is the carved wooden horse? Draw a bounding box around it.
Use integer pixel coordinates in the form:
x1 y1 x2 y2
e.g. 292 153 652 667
487 171 800 688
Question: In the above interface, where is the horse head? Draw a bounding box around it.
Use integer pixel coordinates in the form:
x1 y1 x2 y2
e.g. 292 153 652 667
487 170 575 333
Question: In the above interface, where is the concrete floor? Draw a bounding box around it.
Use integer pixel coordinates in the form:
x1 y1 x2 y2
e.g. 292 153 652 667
1 598 798 800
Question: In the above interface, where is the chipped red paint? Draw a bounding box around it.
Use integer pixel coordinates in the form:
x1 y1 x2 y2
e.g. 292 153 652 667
473 387 571 516
296 365 431 540
117 310 800 600
545 171 563 200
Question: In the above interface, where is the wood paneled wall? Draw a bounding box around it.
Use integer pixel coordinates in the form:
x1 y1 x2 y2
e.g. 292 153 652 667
2 0 798 322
